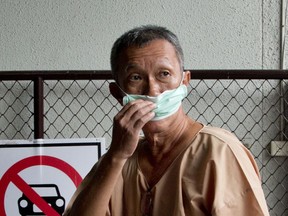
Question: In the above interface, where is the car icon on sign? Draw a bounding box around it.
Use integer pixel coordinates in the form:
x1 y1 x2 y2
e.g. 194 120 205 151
18 184 65 215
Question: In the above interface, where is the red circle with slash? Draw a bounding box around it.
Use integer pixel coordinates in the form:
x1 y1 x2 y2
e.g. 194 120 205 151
0 155 82 216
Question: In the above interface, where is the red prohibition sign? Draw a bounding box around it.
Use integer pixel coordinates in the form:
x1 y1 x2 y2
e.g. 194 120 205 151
0 155 83 216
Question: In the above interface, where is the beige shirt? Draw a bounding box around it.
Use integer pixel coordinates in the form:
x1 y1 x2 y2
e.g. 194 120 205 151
107 126 269 216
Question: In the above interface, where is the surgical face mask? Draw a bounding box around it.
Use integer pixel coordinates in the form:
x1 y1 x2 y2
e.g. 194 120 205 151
122 84 188 121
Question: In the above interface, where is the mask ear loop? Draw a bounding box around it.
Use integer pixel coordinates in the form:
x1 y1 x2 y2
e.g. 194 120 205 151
115 83 128 97
179 71 185 86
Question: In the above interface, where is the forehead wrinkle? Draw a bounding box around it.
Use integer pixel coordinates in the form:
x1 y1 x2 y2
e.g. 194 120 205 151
125 56 174 72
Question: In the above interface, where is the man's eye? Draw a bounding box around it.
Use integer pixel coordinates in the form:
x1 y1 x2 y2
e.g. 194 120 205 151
129 74 142 81
163 71 170 76
159 71 171 78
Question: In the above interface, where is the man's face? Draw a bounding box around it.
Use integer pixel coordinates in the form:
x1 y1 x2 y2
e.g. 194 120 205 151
116 39 183 96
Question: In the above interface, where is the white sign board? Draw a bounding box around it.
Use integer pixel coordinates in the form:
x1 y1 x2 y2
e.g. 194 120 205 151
0 138 105 216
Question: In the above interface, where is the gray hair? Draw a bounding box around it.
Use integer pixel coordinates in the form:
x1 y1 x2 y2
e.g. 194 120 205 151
110 25 184 81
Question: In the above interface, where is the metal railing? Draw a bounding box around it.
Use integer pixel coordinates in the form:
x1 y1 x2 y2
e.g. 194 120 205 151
0 70 288 215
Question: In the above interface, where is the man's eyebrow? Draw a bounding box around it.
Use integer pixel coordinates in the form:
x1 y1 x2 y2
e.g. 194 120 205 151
124 64 141 72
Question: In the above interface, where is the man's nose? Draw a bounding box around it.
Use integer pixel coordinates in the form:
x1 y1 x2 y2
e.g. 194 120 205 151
144 78 161 96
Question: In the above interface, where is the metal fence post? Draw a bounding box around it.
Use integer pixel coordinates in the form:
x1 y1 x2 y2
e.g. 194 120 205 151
34 76 44 139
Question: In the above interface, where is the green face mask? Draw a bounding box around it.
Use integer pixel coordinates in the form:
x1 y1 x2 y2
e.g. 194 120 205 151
122 84 188 121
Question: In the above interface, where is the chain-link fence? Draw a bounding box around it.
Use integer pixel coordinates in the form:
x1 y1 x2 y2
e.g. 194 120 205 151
0 70 287 215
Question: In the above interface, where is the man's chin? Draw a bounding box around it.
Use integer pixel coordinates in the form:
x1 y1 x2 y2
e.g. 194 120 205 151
143 118 169 131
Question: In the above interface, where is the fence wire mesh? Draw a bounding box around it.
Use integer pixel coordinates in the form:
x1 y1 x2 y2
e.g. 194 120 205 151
0 77 287 216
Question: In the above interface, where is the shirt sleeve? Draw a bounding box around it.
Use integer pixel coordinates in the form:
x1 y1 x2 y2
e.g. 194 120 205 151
200 127 269 216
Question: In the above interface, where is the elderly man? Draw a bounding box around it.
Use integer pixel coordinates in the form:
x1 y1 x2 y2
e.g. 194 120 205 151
64 25 269 216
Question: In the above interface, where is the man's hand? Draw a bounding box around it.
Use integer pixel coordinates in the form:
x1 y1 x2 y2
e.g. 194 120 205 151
109 99 156 160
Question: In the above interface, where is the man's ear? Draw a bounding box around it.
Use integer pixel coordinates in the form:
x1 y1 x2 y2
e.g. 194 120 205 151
109 82 124 105
182 71 191 86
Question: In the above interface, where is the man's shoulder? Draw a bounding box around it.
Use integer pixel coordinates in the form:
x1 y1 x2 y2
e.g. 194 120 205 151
199 125 241 144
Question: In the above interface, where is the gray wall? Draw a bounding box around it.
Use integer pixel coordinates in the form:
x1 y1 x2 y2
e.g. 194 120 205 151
0 0 282 70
